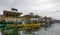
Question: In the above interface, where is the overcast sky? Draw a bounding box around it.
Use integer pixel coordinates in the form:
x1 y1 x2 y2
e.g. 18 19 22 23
0 0 60 20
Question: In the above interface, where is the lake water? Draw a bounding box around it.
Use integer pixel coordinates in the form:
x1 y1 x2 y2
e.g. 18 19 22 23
0 23 60 35
18 23 60 35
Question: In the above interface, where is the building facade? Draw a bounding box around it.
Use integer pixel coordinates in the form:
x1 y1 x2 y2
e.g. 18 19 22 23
2 10 22 22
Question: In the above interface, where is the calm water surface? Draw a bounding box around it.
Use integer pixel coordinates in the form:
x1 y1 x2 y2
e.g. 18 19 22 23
0 23 60 35
18 23 60 35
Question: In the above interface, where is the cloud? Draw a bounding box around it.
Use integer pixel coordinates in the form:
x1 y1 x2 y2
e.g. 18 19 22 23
0 0 60 19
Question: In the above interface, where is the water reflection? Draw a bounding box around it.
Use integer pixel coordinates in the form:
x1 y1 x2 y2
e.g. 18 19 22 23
18 27 40 35
1 29 20 35
18 23 53 35
1 23 54 35
23 27 40 34
43 23 52 31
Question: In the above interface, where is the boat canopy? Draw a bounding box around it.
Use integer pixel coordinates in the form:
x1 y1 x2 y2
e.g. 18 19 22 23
29 18 39 21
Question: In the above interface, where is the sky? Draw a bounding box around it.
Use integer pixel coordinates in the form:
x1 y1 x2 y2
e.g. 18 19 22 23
0 0 60 20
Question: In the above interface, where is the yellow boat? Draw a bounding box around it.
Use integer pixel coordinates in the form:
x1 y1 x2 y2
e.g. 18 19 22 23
17 23 41 28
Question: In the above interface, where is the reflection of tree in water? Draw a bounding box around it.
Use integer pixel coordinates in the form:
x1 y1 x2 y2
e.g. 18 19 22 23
1 25 20 35
23 27 40 34
1 29 20 35
44 23 53 30
1 26 40 35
